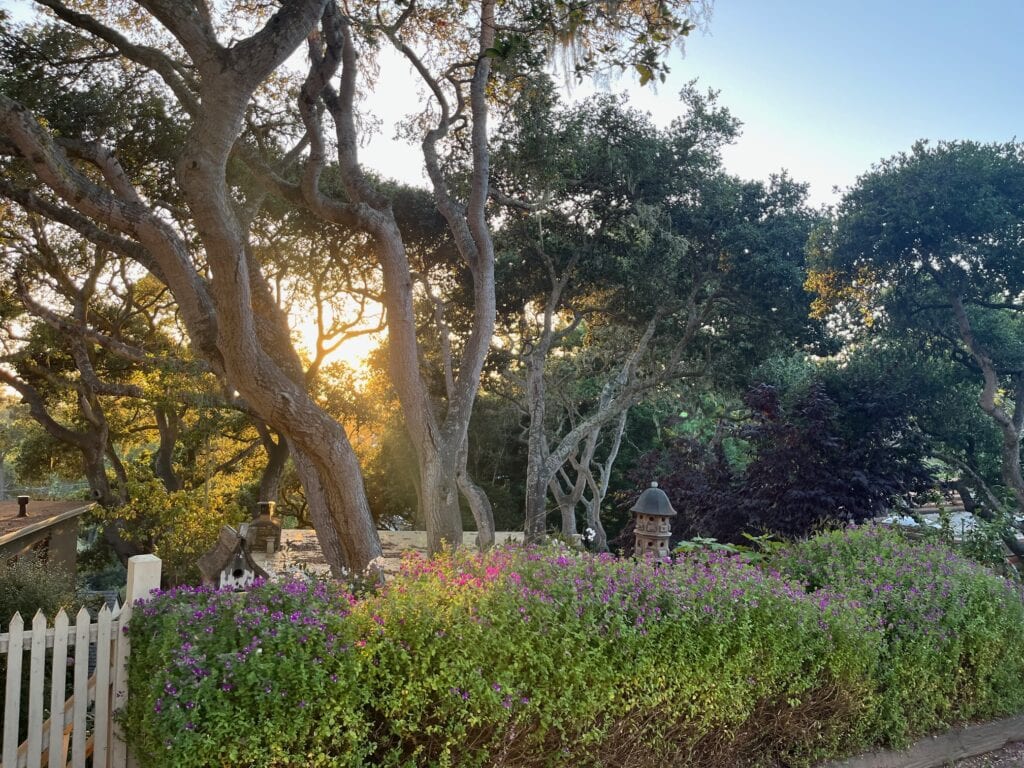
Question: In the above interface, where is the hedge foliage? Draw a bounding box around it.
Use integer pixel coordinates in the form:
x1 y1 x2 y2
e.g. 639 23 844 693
123 529 1024 767
774 526 1024 742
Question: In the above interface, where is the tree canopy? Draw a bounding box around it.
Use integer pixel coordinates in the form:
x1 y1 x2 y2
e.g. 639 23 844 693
1 4 1021 580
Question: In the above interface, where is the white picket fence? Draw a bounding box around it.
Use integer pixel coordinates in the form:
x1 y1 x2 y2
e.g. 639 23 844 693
0 555 161 768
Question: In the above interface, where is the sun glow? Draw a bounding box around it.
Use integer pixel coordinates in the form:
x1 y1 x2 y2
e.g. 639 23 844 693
290 300 384 375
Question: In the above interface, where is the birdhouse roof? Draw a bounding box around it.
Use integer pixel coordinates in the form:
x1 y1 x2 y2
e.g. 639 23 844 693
197 526 268 582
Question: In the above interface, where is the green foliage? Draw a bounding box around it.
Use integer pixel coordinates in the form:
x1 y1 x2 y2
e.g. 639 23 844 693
810 141 1024 308
11 427 83 486
958 515 1023 577
774 526 1024 743
0 556 82 745
125 534 1024 766
672 532 786 565
125 545 878 767
806 140 1024 518
96 474 247 586
122 579 372 767
0 556 77 628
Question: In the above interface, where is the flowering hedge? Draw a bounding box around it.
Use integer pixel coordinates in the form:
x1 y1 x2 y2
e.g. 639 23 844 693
774 526 1024 743
123 531 1024 767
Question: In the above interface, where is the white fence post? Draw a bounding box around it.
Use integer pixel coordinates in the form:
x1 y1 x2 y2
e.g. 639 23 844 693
92 604 113 767
111 555 161 768
2 612 23 767
26 611 46 768
47 609 69 768
70 607 89 766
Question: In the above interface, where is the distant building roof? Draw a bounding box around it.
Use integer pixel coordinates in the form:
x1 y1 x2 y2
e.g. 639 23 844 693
0 500 93 548
879 491 1024 543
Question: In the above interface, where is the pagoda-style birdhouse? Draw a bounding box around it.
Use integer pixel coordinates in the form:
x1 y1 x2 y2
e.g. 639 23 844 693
248 500 282 554
631 482 677 561
198 526 268 589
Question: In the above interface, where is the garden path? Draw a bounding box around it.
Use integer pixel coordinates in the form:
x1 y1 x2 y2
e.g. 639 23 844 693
952 742 1024 766
251 529 523 577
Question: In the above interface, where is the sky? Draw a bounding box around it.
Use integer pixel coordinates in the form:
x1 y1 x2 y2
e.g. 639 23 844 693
360 0 1024 206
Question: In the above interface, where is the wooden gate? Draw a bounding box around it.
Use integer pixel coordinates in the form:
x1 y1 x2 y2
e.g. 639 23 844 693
1 555 161 768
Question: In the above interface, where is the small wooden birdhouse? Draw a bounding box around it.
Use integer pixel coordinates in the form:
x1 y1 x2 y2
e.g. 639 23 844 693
631 482 677 561
197 525 268 589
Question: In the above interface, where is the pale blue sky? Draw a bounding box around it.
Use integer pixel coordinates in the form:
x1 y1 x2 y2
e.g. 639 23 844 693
630 0 1024 204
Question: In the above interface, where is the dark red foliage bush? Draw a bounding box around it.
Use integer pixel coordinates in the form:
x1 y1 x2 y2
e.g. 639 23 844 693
620 382 932 545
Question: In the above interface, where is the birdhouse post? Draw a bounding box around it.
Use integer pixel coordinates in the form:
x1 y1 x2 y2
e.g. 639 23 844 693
630 482 677 561
248 500 282 554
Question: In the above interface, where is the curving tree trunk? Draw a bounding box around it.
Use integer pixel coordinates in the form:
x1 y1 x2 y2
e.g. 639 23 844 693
255 425 290 504
523 352 553 543
271 3 499 554
152 405 182 492
521 313 664 543
457 440 495 549
949 294 1024 513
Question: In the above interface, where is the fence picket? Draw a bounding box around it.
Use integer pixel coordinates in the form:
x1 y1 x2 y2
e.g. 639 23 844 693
92 605 113 768
25 611 47 768
2 612 24 768
105 601 122 768
70 608 90 768
47 609 69 768
111 600 129 768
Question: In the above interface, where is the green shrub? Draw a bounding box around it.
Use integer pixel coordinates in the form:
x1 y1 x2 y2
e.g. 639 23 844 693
0 556 77 628
773 525 1024 743
0 556 81 743
93 474 247 586
125 548 877 767
123 534 1024 767
123 579 372 767
363 549 876 767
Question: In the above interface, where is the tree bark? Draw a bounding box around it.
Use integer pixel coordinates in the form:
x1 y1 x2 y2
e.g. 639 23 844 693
141 2 382 573
289 446 355 575
290 3 499 554
419 452 463 553
949 293 1024 513
521 315 661 543
557 497 578 538
457 441 495 548
256 426 289 504
523 351 552 543
587 411 627 553
152 406 182 492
